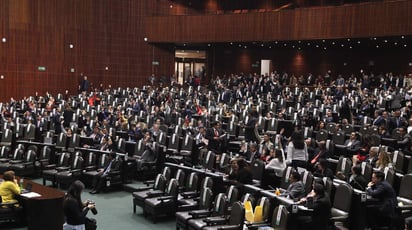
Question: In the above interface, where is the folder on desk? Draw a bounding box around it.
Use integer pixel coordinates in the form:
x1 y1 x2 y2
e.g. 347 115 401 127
20 192 41 198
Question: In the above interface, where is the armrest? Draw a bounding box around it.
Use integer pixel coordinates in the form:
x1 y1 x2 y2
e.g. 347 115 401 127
143 180 155 186
181 191 200 199
0 201 19 209
218 226 242 230
189 209 212 218
158 195 175 202
146 191 165 197
108 170 121 176
56 166 70 172
204 216 226 226
178 204 200 212
71 169 82 175
84 166 96 171
246 222 270 230
9 160 23 164
44 164 56 169
133 186 153 192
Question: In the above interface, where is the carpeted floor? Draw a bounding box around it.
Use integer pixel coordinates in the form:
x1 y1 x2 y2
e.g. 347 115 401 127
1 179 176 230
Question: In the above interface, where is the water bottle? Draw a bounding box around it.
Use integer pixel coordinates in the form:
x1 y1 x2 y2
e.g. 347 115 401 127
19 178 24 189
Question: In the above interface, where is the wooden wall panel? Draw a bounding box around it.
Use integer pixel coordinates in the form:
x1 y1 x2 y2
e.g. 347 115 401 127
212 44 412 78
0 0 172 101
145 0 412 42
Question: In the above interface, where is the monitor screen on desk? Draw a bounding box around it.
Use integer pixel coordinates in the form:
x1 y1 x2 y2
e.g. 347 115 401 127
80 137 94 146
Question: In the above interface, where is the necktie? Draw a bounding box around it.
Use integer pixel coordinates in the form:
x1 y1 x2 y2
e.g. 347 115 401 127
103 161 113 175
214 129 218 137
311 151 322 164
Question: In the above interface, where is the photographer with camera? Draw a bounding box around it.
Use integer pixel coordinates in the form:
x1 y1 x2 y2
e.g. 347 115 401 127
63 180 97 230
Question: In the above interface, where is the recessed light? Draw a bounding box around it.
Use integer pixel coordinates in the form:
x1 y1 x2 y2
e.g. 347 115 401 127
376 45 379 48
404 44 407 47
332 42 335 45
347 39 351 41
341 44 344 47
357 41 361 44
401 36 405 39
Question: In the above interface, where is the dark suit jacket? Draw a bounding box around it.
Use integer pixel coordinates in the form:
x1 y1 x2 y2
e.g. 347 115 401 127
311 193 332 230
205 127 224 153
367 180 398 217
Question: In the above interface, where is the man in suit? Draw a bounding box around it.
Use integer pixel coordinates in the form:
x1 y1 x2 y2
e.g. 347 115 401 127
90 152 121 194
344 132 361 154
136 131 157 171
282 171 305 201
291 183 331 230
206 121 224 154
397 126 412 154
366 171 398 229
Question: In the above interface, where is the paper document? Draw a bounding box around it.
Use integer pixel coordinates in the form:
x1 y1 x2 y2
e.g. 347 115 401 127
20 192 41 198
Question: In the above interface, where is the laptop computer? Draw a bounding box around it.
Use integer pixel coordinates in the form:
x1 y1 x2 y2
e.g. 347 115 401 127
21 183 33 194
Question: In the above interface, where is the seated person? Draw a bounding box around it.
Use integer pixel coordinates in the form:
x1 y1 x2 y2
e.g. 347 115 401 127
227 158 253 186
344 132 361 154
374 150 392 171
136 131 157 171
265 148 286 177
0 170 21 204
336 164 368 190
366 171 398 229
313 158 334 180
281 171 306 201
89 152 121 194
292 183 332 230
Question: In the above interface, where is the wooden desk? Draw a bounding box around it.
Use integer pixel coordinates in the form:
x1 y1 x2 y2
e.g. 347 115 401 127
18 179 65 230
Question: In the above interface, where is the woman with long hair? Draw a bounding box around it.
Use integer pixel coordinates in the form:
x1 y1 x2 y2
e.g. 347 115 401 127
286 131 308 169
63 180 96 230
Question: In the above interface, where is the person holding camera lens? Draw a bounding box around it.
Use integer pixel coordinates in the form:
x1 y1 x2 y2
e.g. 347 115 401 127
63 180 97 230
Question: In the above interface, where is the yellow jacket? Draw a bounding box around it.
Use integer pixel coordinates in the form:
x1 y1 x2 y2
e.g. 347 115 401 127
0 180 21 203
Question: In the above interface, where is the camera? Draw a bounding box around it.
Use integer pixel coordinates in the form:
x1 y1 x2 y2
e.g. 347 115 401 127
87 200 98 215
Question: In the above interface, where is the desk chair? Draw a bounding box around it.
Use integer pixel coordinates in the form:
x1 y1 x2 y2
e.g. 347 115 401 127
10 149 37 177
186 193 228 230
331 183 353 227
0 195 21 224
202 201 245 230
143 178 180 223
176 187 213 230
